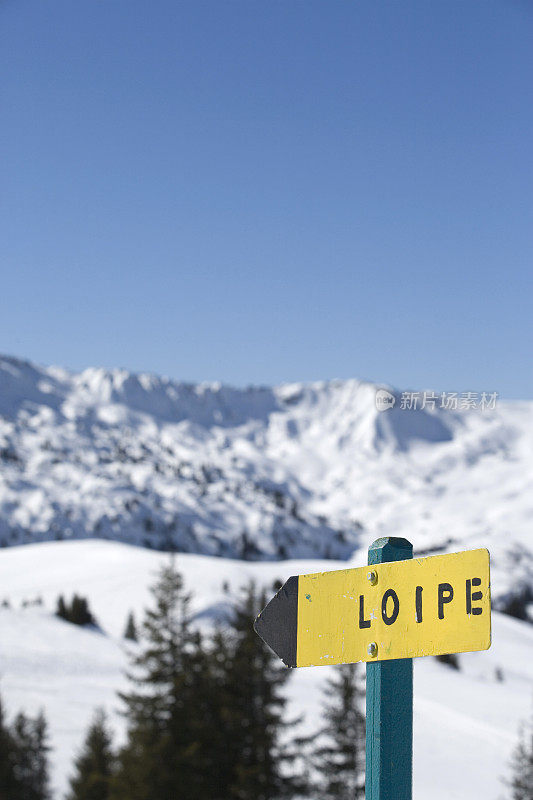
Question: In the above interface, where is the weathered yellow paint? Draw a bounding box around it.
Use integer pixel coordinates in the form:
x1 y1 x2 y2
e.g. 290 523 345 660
296 548 490 666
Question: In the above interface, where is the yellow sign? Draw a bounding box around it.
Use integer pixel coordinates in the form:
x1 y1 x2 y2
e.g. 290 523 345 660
296 548 490 666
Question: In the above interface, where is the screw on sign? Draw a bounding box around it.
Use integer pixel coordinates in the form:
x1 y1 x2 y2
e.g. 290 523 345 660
254 539 491 800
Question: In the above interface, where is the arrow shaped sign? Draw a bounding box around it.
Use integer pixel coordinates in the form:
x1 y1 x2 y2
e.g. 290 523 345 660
254 548 491 667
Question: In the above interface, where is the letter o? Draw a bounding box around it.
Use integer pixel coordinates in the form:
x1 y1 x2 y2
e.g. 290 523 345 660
382 589 400 626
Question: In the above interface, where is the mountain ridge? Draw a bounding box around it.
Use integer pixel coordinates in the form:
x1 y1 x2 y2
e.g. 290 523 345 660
0 355 531 605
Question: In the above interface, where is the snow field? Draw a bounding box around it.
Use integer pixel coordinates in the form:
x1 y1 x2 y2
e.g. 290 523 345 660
0 540 530 799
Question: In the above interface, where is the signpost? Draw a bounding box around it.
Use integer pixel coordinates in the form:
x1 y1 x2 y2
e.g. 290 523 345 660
254 538 491 799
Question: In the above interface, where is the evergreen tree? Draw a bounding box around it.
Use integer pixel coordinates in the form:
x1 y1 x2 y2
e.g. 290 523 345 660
66 708 115 800
0 698 50 800
123 612 137 642
508 717 533 799
110 570 304 800
500 587 533 622
11 710 51 800
0 698 18 800
70 595 96 627
110 562 217 800
219 582 303 800
314 663 365 800
56 595 68 621
56 594 97 627
435 653 460 669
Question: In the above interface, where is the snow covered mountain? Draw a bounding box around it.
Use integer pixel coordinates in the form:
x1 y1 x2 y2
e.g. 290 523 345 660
1 356 532 578
1 355 533 798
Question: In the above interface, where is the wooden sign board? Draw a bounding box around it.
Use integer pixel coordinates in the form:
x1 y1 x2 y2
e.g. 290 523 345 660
254 548 491 666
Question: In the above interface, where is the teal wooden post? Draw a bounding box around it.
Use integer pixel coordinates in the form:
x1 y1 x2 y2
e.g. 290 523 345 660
366 537 413 800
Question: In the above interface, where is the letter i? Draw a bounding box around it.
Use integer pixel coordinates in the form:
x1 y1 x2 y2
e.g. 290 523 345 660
415 586 423 623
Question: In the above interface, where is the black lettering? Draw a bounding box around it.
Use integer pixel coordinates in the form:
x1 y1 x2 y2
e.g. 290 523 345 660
466 577 483 616
438 583 454 619
415 586 423 623
359 595 371 628
382 589 400 626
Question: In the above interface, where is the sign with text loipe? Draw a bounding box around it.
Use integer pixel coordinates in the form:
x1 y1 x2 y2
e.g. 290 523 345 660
254 548 491 666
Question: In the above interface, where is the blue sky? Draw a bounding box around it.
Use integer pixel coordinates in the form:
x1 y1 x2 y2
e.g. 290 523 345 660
1 0 531 397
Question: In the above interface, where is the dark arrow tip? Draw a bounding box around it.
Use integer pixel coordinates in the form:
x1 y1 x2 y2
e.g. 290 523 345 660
254 575 299 667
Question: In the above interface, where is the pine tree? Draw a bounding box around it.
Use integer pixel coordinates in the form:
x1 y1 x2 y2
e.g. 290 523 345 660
56 594 97 627
435 652 460 669
110 570 304 800
314 663 365 800
123 612 137 642
110 561 217 800
0 698 50 800
30 711 51 800
0 698 18 800
11 710 51 800
219 582 302 800
508 717 533 799
70 595 96 627
66 708 115 800
56 595 68 621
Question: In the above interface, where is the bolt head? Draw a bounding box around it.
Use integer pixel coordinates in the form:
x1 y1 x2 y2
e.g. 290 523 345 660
367 570 378 585
367 642 378 658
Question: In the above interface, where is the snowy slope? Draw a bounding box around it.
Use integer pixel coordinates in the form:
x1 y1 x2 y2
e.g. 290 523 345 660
0 540 530 800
